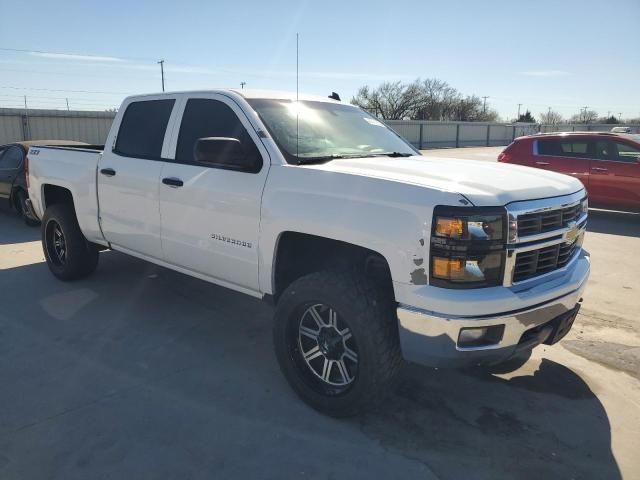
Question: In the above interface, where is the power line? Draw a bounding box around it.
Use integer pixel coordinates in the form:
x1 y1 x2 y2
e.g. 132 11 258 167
0 85 130 94
0 46 158 62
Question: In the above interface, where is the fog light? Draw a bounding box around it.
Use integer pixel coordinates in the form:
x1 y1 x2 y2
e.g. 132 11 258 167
458 325 505 348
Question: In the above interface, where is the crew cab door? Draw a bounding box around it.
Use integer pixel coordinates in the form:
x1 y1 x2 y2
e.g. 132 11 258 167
158 94 270 292
590 139 640 209
533 137 591 189
97 97 178 260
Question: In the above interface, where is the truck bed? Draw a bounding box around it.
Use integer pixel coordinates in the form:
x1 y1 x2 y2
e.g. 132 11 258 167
27 145 105 244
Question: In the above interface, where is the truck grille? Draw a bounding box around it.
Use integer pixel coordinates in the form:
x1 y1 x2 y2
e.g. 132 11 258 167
513 238 580 282
517 204 580 237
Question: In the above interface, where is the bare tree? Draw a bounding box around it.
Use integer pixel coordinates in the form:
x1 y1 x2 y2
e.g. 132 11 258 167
351 78 499 122
351 81 423 120
415 78 459 120
539 109 563 125
570 110 599 124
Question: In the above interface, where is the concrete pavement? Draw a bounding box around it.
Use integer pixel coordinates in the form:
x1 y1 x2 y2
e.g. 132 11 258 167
1 147 639 479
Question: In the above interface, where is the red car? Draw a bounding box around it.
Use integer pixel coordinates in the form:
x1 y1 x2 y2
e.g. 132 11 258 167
498 132 640 211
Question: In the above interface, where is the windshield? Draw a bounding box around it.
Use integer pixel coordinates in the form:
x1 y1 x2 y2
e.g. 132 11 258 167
247 99 417 163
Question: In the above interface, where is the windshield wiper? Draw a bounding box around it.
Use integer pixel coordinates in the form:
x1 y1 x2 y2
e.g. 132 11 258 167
297 154 350 165
296 151 414 165
368 152 414 157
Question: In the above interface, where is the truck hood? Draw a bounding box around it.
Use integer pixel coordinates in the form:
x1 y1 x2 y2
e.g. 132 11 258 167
306 155 585 206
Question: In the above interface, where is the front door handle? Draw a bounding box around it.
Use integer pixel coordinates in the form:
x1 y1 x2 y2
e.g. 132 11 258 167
162 177 184 187
100 168 116 177
535 161 550 166
591 167 608 172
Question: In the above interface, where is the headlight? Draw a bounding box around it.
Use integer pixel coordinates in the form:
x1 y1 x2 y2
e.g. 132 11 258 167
434 215 504 241
430 206 506 289
580 197 588 216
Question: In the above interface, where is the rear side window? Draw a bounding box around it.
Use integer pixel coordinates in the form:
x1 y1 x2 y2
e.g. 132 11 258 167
175 98 261 171
538 139 589 157
0 146 24 169
115 99 175 159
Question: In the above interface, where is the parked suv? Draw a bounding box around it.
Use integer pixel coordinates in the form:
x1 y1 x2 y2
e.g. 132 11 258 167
498 132 640 211
0 140 87 224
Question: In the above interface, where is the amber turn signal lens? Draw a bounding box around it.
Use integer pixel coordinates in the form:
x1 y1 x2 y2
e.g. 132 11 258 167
435 217 465 239
432 257 465 279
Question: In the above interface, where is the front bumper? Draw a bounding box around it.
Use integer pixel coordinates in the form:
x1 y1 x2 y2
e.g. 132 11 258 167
396 253 589 368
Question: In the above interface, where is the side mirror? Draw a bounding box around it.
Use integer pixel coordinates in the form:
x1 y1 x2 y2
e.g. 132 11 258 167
194 137 250 168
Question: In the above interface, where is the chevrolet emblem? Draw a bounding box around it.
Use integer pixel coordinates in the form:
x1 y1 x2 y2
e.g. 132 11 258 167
564 222 579 243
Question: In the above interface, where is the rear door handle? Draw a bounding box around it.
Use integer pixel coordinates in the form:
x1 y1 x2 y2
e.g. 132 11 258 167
535 161 550 166
100 168 116 177
162 177 184 187
591 167 608 172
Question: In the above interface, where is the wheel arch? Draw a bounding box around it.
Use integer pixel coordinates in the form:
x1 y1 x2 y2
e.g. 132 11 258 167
42 184 76 211
269 231 395 303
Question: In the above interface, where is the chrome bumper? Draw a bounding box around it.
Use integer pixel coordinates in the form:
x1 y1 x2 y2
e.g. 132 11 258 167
396 260 589 368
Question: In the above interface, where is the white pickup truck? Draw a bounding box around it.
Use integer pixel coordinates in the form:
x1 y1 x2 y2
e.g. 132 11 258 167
27 89 590 416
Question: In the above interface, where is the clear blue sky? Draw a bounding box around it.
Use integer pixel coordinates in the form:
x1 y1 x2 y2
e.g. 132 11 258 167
1 0 638 120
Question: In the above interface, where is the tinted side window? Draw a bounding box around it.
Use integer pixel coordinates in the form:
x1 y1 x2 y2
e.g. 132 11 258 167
175 99 261 171
538 139 589 157
115 99 175 159
0 147 24 169
595 140 640 162
595 140 615 160
538 140 561 155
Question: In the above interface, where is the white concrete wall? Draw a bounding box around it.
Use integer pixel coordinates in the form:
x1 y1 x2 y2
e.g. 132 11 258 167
0 108 116 145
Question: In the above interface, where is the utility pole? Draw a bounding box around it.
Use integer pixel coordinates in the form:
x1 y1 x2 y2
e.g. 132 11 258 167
157 60 165 92
517 103 522 120
240 81 246 89
582 106 588 124
482 96 489 114
23 95 30 141
66 98 70 111
618 112 622 121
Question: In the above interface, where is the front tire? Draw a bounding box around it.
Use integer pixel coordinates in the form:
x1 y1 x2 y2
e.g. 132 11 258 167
273 271 402 417
41 204 98 281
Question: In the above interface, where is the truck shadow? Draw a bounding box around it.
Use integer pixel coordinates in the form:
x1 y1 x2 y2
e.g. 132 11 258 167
360 360 621 479
587 208 640 238
0 252 622 480
0 206 40 245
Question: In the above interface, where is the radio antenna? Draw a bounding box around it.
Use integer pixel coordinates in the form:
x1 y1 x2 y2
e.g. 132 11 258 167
296 32 299 160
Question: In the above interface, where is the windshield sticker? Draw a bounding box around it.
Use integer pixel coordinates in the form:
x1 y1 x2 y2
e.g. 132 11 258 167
363 117 384 127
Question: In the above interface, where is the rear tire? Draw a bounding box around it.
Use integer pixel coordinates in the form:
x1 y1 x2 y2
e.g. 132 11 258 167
41 204 99 281
273 271 402 417
15 190 39 226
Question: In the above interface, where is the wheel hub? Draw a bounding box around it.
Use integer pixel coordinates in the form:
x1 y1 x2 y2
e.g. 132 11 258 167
317 327 345 360
296 304 359 387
